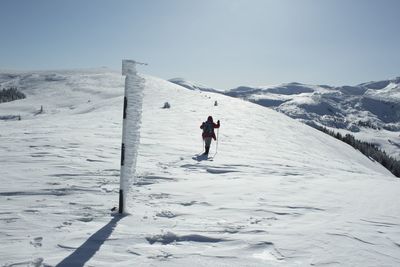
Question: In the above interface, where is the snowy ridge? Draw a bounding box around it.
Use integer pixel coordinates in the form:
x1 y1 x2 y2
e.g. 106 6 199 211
0 70 399 266
168 77 221 93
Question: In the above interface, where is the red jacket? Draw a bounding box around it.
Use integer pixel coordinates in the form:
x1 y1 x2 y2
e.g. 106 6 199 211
200 119 220 140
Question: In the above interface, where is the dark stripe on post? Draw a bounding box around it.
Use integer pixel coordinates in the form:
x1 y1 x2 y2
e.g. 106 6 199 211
121 143 125 166
119 189 124 213
123 97 127 119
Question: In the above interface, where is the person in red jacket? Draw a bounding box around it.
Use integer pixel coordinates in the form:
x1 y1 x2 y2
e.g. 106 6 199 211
200 116 220 155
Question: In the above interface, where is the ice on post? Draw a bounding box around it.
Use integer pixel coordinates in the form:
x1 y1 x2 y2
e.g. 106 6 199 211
119 60 145 213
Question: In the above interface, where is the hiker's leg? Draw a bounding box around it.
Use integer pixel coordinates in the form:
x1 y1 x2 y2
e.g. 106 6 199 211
204 138 212 154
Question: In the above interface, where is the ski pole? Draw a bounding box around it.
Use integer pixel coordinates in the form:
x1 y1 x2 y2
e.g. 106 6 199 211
214 127 219 156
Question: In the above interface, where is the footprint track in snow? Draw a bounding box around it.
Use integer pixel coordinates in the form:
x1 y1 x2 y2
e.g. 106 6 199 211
30 237 43 248
156 210 179 218
251 241 285 262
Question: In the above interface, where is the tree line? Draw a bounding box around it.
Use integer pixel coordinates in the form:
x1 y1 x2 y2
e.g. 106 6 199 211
0 87 26 103
314 125 400 178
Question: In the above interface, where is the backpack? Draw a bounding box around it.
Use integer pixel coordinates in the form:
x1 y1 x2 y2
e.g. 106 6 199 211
203 121 213 135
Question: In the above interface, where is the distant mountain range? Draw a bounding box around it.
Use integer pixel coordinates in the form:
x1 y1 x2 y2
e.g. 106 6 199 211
225 77 400 131
170 76 400 159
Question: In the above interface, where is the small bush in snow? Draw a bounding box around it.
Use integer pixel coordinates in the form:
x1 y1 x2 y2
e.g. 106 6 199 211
0 87 26 103
163 102 171 109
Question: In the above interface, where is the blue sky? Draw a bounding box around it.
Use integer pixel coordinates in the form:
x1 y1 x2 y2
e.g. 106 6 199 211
1 0 399 89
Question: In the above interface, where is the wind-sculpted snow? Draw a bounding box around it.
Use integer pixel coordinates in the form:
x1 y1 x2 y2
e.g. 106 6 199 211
146 232 227 245
0 70 399 266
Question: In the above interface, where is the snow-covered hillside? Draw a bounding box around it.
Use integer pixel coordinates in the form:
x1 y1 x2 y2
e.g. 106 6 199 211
1 70 399 266
168 77 221 93
224 78 400 159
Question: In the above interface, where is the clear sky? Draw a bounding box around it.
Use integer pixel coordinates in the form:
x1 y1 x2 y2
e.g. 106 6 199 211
1 0 399 89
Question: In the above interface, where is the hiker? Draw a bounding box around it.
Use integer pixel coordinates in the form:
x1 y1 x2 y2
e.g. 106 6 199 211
200 116 220 155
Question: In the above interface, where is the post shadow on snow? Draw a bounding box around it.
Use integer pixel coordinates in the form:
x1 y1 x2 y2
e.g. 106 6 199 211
56 214 124 267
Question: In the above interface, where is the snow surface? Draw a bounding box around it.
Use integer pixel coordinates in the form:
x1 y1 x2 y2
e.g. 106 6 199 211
1 70 400 266
168 78 221 93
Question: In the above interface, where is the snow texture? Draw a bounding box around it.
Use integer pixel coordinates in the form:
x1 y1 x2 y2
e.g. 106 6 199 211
0 70 399 266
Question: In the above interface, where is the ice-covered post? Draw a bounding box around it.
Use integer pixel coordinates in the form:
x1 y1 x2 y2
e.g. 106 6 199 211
119 60 145 214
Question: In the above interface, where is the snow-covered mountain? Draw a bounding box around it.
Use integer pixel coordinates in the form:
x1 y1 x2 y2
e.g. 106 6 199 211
168 77 221 93
1 70 399 266
223 78 400 159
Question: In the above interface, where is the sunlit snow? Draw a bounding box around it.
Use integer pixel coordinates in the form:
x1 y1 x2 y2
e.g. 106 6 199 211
0 70 399 266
